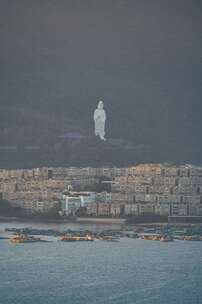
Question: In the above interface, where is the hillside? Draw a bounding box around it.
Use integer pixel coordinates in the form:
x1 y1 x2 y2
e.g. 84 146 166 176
0 101 201 169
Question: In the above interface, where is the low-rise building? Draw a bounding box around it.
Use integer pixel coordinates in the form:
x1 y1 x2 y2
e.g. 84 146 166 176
60 191 96 216
97 203 111 217
16 200 59 214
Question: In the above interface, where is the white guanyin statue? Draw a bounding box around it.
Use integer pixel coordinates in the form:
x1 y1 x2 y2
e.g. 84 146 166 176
94 100 106 141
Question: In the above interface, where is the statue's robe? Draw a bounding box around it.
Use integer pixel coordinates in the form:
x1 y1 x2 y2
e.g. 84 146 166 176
94 109 106 140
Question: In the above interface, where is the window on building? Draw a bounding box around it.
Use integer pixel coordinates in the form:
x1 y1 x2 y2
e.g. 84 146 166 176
197 187 200 195
48 170 53 179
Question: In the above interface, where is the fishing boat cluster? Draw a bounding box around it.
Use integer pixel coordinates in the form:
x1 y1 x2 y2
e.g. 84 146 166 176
1 224 202 244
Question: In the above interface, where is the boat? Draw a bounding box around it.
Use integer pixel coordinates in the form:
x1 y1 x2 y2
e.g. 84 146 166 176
178 235 202 241
121 232 139 238
141 234 173 242
10 234 41 243
0 236 9 240
60 235 94 242
99 236 120 242
141 234 160 241
159 235 173 242
60 235 77 242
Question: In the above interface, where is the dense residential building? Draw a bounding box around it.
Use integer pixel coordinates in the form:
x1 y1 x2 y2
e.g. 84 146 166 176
111 164 202 217
0 164 202 217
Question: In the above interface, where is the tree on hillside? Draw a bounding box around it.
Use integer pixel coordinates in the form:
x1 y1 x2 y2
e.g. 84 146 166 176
0 199 24 216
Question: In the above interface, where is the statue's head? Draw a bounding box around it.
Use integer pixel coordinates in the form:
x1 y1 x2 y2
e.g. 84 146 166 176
98 100 104 109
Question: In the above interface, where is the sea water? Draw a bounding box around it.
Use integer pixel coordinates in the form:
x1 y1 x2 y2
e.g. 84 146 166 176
0 222 202 304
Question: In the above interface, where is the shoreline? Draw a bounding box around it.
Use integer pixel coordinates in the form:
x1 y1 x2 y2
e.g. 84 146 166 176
1 216 200 226
0 216 126 224
77 217 126 224
0 216 76 223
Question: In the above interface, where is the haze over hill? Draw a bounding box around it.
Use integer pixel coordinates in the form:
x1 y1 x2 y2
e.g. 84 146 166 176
0 1 201 168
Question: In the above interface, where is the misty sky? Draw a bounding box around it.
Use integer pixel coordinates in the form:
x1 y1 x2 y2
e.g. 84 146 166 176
0 0 202 156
